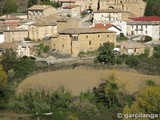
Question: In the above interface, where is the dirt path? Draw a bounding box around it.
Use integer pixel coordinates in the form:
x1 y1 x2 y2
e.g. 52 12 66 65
16 68 160 96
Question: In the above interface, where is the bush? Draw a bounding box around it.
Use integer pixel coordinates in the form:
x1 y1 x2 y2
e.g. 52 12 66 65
117 33 128 41
96 42 116 65
125 55 139 67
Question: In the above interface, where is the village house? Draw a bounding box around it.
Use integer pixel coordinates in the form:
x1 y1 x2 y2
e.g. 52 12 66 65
120 40 153 56
93 8 134 23
4 26 28 42
60 5 81 17
51 28 116 57
127 21 159 40
0 41 31 57
28 5 57 21
17 41 31 57
29 17 57 41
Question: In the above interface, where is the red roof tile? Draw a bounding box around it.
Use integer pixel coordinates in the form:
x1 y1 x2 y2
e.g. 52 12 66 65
63 5 79 9
129 16 160 21
91 23 113 29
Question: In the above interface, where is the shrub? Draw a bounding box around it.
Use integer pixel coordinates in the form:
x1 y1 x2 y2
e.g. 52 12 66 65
96 42 116 65
117 33 128 41
125 55 139 67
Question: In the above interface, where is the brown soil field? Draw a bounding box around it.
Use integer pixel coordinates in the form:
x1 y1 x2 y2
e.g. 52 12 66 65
16 68 160 96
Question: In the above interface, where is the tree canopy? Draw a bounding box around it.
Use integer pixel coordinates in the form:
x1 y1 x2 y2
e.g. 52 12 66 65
3 0 18 14
96 42 116 65
144 0 160 16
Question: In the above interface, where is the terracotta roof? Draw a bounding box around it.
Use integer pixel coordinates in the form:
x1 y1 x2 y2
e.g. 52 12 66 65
28 5 52 11
0 21 20 26
94 8 129 13
91 24 113 29
63 5 79 9
129 16 160 21
59 28 115 34
0 15 22 20
121 40 148 49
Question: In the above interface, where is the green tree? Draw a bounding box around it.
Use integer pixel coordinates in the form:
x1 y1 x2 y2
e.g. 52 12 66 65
3 0 18 14
93 74 126 108
0 64 8 109
123 86 160 119
125 55 139 67
144 0 160 16
1 48 18 72
96 42 116 65
15 56 35 78
28 0 38 8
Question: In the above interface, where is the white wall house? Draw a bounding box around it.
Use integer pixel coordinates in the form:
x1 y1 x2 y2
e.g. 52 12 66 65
17 42 30 57
127 21 160 40
93 8 130 23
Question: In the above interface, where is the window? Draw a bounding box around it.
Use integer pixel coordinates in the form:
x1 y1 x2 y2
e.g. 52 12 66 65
72 36 78 41
86 35 88 38
62 44 64 48
107 35 109 37
89 41 91 45
145 31 147 34
98 35 100 38
134 49 136 52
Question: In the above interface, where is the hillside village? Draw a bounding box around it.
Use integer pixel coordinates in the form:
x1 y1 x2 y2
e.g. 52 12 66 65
0 0 159 59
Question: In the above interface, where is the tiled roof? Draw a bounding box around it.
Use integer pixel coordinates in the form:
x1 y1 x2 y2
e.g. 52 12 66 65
91 24 113 29
121 40 148 49
0 21 20 26
32 18 57 26
28 5 52 11
63 5 79 9
129 16 160 21
59 28 114 34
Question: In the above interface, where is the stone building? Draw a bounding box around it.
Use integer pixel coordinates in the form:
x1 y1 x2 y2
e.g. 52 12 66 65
51 28 116 57
4 26 28 42
29 17 57 41
100 0 146 16
28 5 57 21
120 40 153 56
